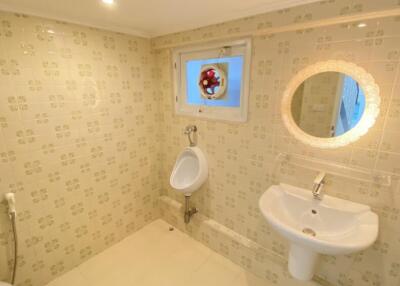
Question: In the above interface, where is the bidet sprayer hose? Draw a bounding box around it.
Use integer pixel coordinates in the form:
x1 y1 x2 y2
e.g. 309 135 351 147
10 211 17 285
4 193 17 285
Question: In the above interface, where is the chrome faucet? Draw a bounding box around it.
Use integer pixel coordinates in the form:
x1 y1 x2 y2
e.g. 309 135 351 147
312 172 326 200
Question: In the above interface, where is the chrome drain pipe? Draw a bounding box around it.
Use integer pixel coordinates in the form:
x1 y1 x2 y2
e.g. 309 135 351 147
184 195 197 224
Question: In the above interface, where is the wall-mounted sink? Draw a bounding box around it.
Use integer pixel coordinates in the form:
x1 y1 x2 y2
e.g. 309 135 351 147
259 183 378 281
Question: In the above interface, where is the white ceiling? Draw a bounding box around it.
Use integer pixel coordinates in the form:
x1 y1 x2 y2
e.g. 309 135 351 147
0 0 322 38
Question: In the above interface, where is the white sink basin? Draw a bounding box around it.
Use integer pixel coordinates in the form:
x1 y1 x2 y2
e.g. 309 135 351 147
259 183 378 281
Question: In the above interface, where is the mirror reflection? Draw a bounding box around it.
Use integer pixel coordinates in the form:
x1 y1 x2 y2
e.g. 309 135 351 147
291 72 365 138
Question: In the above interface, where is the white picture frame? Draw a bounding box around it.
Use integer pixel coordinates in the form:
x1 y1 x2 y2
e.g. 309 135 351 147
172 38 252 123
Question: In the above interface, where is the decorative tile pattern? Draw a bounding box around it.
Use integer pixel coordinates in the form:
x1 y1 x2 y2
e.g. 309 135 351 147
155 1 400 286
1 0 400 286
0 12 160 286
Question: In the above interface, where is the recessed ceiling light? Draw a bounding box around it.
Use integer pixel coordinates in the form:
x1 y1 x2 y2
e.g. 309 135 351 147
102 0 114 5
357 23 367 28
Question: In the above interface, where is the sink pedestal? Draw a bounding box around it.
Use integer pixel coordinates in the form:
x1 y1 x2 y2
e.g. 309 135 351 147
259 184 379 282
288 243 318 281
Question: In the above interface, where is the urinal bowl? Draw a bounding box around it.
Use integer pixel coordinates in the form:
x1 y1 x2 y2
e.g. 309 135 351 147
170 146 208 196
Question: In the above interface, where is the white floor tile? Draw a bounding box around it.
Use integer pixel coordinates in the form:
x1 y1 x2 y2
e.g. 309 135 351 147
45 219 272 286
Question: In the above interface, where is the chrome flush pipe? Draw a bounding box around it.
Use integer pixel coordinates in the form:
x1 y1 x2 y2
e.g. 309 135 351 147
184 125 197 147
184 195 198 224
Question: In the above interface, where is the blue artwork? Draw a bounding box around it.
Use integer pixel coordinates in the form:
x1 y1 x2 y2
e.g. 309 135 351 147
185 56 244 107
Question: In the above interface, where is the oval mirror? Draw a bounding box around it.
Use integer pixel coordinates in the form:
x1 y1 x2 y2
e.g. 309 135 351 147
282 61 380 148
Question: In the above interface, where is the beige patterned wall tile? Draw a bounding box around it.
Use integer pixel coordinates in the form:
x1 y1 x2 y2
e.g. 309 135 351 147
0 11 160 286
1 0 400 286
156 1 400 286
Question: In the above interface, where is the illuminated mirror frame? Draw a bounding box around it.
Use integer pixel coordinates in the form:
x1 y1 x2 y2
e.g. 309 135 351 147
282 60 380 149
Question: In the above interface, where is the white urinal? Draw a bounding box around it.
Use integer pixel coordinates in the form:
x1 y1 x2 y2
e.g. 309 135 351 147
170 146 208 196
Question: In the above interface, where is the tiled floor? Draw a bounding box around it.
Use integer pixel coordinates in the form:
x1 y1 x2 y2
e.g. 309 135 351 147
45 219 271 286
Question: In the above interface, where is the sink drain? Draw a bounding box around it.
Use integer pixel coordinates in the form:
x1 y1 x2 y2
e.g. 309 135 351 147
302 228 316 237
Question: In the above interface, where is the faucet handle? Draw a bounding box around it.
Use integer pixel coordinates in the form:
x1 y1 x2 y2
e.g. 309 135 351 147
184 125 197 134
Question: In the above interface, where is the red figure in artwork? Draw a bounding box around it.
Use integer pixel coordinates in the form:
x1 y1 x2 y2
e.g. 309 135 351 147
199 68 220 95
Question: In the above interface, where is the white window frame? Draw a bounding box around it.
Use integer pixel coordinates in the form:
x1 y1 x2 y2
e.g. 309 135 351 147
172 38 252 123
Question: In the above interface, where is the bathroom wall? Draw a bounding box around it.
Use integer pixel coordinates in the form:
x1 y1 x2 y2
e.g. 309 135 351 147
155 0 400 285
0 12 160 286
0 1 399 286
